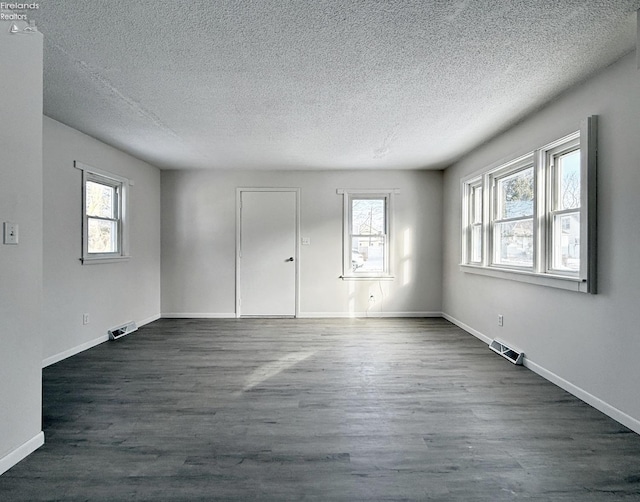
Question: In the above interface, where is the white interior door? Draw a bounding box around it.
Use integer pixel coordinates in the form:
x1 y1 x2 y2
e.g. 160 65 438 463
238 190 298 317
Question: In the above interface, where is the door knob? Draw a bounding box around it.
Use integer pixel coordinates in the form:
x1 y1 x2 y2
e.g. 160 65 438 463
287 257 294 262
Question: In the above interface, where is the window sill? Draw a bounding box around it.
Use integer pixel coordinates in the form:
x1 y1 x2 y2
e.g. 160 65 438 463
340 275 395 281
81 255 130 265
460 264 590 293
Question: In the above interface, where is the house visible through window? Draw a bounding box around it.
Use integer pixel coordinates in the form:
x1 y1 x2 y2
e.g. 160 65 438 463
493 161 534 268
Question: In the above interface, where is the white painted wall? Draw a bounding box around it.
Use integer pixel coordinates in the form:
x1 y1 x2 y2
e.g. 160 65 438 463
42 117 161 365
442 53 640 430
0 29 44 473
162 170 442 317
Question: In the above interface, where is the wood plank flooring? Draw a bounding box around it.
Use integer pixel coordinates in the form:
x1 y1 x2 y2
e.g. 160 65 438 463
2 318 640 501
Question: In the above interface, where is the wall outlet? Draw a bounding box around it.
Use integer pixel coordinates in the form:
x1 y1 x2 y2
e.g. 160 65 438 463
498 314 504 327
83 313 90 325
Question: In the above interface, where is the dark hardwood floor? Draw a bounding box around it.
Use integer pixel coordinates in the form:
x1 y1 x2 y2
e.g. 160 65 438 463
2 318 640 501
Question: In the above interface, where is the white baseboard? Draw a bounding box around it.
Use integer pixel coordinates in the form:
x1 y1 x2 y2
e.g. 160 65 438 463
0 431 44 476
162 312 442 319
43 313 162 368
524 359 640 435
441 313 492 344
297 311 442 318
139 313 161 326
43 334 108 368
442 312 640 435
161 313 236 319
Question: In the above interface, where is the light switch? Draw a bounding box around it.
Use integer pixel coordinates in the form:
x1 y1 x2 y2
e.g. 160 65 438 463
301 237 311 246
3 222 18 245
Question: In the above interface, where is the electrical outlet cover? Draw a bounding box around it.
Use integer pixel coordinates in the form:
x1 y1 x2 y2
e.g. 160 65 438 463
3 222 18 245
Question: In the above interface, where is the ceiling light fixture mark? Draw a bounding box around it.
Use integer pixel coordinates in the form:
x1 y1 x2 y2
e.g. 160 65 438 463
373 123 400 159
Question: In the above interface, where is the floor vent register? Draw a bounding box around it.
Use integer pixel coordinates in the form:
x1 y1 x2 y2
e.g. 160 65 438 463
108 321 138 341
489 339 524 365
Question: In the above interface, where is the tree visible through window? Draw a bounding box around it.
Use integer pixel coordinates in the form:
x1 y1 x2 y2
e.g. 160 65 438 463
351 198 386 273
551 148 581 272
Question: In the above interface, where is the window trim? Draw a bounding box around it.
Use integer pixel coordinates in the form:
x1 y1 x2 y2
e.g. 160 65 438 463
75 161 131 264
460 116 597 293
337 188 398 280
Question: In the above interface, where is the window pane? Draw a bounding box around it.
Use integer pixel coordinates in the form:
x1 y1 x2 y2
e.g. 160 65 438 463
88 218 118 254
352 236 385 273
86 181 116 218
552 212 580 271
494 219 533 267
472 186 482 224
352 199 385 235
498 168 534 219
557 150 580 210
471 225 482 263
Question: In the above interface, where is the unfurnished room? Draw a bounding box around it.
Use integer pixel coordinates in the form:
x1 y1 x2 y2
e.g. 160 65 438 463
1 1 640 500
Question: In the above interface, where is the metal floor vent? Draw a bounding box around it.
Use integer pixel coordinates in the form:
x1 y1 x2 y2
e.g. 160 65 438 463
489 339 524 365
108 321 137 341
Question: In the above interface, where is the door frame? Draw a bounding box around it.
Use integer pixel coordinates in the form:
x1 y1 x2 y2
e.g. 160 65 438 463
235 187 300 318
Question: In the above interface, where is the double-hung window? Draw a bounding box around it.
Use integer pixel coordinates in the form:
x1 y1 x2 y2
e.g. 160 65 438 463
492 157 535 269
76 161 130 263
545 135 581 274
466 180 483 264
461 116 596 293
338 189 396 279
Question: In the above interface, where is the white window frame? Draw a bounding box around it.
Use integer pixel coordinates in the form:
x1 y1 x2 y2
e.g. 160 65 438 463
541 134 582 277
76 161 130 264
489 154 535 271
338 188 398 280
461 116 597 293
466 178 484 265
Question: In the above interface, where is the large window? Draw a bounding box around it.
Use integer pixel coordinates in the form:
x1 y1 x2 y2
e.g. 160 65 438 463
76 161 130 263
338 189 396 279
461 117 596 293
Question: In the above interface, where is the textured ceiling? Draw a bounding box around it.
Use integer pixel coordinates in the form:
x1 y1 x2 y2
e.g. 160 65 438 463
24 1 640 170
